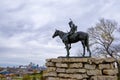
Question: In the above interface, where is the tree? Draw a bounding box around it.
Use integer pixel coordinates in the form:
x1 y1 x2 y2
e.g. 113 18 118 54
87 18 120 79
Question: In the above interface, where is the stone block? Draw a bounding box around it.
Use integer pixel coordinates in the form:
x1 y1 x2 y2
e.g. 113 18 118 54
90 76 117 80
46 77 59 80
87 69 102 76
46 67 56 72
62 58 88 63
66 69 86 73
46 62 55 67
88 58 104 64
81 74 89 79
104 58 115 63
103 69 118 75
69 63 83 68
71 74 87 79
58 73 88 79
46 59 51 62
58 73 70 78
85 64 96 69
69 58 88 63
56 63 68 68
59 58 71 62
59 78 76 80
56 68 66 73
43 72 57 77
99 64 114 69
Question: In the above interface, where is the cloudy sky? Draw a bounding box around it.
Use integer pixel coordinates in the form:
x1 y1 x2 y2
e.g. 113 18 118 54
0 0 120 67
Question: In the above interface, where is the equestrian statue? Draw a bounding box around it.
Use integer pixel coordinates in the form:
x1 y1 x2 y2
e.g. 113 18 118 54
52 19 91 57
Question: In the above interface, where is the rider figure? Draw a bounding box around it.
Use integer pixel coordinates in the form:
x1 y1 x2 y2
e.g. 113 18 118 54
68 19 77 41
67 19 77 49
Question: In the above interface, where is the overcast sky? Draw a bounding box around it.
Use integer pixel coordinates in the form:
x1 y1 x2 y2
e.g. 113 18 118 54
0 0 120 67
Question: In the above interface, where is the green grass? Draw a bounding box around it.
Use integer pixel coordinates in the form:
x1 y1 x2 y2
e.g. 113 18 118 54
0 73 43 80
30 73 42 79
21 73 43 80
13 77 22 80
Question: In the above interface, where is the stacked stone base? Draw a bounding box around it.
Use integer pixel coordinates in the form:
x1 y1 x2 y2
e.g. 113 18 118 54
43 57 118 80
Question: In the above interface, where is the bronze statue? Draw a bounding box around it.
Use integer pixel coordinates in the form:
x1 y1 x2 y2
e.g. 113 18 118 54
52 20 91 57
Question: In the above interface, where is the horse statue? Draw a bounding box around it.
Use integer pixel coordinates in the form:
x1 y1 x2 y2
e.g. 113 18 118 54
52 29 91 57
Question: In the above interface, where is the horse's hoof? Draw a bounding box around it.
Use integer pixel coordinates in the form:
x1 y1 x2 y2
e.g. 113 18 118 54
82 55 85 57
66 55 69 58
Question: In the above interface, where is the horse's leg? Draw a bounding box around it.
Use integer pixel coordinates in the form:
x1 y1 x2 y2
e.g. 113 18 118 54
85 37 92 57
65 44 70 57
86 44 91 57
87 46 91 57
81 41 85 57
68 44 71 49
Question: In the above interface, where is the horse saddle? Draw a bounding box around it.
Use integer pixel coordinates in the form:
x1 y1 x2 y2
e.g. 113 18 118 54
63 32 77 43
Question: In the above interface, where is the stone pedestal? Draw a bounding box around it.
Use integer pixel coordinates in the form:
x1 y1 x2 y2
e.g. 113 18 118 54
44 57 118 80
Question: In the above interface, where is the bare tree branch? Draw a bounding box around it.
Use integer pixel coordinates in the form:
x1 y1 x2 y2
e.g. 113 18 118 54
87 18 119 58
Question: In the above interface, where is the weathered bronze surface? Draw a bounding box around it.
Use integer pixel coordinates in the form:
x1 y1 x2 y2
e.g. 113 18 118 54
52 19 91 57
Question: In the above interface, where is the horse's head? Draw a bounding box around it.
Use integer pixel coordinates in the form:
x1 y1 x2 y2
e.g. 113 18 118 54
52 29 59 38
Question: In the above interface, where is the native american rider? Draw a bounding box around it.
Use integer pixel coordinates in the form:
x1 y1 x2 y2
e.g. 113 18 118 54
68 19 77 38
62 19 77 49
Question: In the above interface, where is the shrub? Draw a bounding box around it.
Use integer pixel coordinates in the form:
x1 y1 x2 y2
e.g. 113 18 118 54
22 75 31 80
32 76 36 80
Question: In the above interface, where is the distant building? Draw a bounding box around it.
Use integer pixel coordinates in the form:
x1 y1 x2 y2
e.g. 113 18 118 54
0 69 10 75
0 62 46 76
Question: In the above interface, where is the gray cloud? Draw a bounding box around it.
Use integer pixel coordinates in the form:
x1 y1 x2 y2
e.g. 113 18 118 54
0 0 120 66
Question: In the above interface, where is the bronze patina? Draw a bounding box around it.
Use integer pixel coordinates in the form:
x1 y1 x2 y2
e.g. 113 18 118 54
52 19 91 57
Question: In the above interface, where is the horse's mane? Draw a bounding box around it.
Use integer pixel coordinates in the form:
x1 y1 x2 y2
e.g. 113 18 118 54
57 30 67 34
